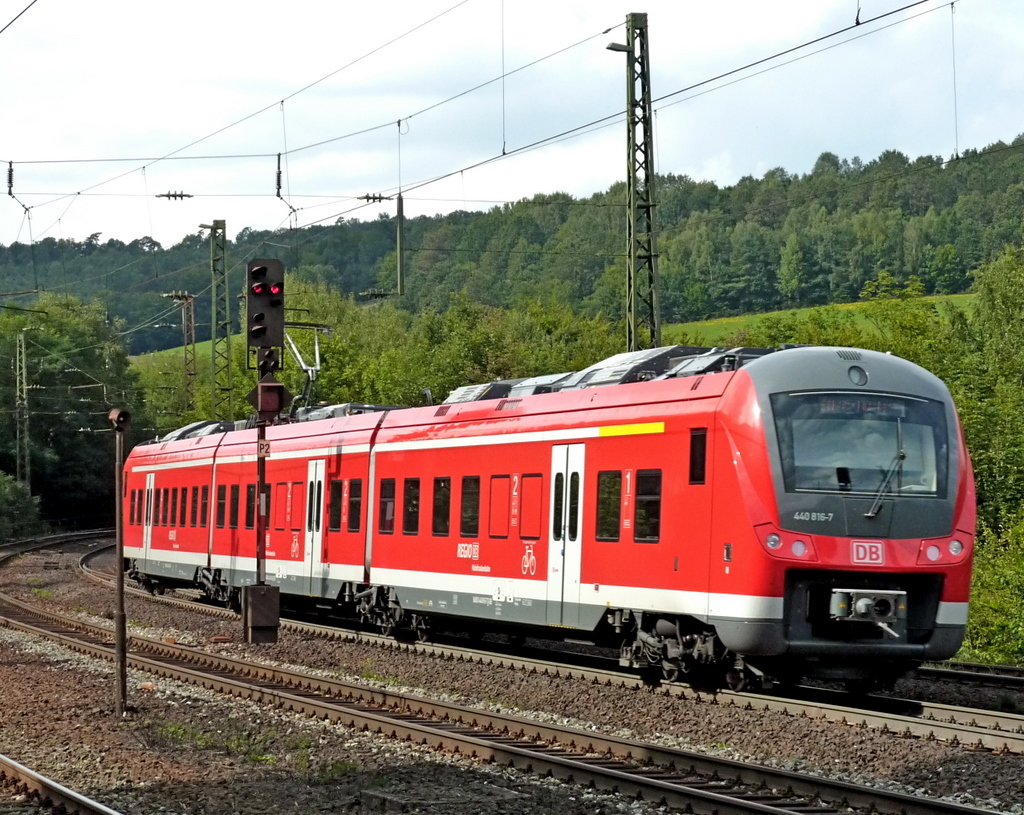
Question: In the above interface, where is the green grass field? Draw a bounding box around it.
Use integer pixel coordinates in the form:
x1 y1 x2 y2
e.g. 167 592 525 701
663 294 975 347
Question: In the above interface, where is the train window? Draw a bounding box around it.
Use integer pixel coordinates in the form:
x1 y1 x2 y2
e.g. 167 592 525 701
244 484 256 529
200 485 209 528
190 486 199 527
273 483 288 530
179 487 188 527
378 478 396 534
489 476 510 538
690 429 707 485
216 484 227 528
161 488 170 526
291 482 305 531
129 491 137 526
568 472 580 541
432 477 451 536
229 484 240 529
519 474 543 540
347 479 362 533
403 478 420 535
770 392 948 497
552 473 565 540
314 480 322 532
633 470 662 543
328 480 343 532
169 488 178 527
460 476 480 537
307 482 316 532
596 471 622 541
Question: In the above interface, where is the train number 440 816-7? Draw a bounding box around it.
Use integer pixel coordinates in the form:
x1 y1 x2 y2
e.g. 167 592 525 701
793 511 833 522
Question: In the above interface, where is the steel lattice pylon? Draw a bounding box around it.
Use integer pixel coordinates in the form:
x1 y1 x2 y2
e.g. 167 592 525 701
162 291 197 413
207 220 233 421
621 12 660 351
15 330 29 488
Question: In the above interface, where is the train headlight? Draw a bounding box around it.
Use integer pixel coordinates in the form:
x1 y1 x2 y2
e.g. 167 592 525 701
926 545 942 562
766 533 782 550
949 540 964 556
791 540 807 557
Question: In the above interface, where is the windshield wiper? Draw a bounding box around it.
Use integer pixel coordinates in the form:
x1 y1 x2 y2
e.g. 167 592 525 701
864 418 904 519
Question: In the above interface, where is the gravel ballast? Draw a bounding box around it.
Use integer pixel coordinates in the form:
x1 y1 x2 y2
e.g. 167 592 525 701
2 548 1023 814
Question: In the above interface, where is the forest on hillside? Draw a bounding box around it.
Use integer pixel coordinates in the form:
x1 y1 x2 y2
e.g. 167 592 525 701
2 135 1023 354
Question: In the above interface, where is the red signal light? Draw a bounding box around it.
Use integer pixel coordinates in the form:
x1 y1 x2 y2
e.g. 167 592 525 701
246 258 285 351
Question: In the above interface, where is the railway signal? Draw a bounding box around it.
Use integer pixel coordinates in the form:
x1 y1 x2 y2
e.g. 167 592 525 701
256 347 280 375
246 259 285 348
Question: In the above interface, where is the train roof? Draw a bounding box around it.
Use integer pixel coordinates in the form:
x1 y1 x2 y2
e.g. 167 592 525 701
144 343 881 446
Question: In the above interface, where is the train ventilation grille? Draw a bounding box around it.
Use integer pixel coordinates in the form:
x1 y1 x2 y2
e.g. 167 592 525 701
434 406 451 417
496 398 522 411
836 349 862 360
690 376 704 390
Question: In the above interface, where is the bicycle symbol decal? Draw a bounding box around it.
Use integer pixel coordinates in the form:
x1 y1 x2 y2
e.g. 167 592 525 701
521 544 537 576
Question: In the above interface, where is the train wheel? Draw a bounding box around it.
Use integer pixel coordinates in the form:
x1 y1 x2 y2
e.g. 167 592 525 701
414 616 431 643
725 668 748 692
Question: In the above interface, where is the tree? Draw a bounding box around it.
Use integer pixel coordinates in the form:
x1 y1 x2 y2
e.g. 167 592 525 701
777 234 805 307
0 293 142 525
0 473 44 541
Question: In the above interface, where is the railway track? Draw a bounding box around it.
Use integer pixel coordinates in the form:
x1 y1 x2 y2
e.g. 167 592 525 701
0 752 122 815
78 546 1024 756
0 580 1001 815
919 661 1024 691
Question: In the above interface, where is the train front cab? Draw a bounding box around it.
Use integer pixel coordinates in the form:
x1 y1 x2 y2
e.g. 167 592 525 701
709 347 975 688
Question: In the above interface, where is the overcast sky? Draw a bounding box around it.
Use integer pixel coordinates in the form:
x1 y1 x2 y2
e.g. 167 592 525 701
1 0 1020 249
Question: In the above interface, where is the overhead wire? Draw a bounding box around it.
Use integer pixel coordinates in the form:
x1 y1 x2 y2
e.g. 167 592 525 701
4 0 475 209
2 0 975 266
285 0 951 231
0 0 40 37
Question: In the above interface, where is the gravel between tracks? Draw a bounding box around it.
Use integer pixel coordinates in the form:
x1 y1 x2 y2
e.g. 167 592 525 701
3 547 1024 815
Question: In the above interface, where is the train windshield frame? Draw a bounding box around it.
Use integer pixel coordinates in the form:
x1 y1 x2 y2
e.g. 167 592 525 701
770 391 949 498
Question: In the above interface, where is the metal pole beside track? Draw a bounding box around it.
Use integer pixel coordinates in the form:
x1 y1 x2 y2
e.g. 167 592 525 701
256 420 266 586
109 408 132 716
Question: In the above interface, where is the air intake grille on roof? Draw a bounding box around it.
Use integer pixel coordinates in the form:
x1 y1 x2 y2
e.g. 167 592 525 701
434 406 451 417
690 376 704 390
496 398 522 411
836 350 862 360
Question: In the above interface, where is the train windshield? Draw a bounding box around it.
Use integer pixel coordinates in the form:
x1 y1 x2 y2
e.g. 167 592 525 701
770 392 948 497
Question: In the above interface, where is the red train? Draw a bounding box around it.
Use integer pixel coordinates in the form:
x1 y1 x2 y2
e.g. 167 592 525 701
122 344 975 691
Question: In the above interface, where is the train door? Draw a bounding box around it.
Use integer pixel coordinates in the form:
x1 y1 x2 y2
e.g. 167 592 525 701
546 444 585 627
142 472 155 566
304 459 326 596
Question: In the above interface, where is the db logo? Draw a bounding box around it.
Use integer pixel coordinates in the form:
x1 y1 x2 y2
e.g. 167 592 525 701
852 540 884 565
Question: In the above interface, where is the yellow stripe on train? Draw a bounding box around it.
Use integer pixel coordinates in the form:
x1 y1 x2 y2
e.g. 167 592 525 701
598 422 665 437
